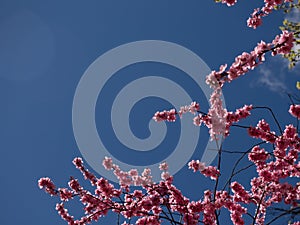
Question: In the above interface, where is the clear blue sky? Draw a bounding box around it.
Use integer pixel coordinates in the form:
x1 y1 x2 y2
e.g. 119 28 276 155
0 1 299 224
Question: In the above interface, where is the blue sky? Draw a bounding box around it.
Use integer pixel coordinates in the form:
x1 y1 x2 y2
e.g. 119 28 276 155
0 1 299 224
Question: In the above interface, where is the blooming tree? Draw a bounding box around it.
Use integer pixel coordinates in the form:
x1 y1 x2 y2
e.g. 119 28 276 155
39 1 300 225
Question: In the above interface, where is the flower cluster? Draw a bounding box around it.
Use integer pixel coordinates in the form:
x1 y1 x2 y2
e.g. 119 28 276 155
38 157 254 225
216 0 294 29
153 30 293 141
38 1 300 224
39 105 300 225
289 104 300 119
102 157 154 187
153 102 199 122
188 160 220 180
246 0 294 29
153 102 252 140
246 122 300 224
38 116 300 225
206 30 294 86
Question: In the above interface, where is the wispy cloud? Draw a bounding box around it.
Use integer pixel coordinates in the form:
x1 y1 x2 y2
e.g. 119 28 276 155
286 8 300 64
255 7 300 93
255 66 287 93
285 7 300 23
251 6 300 93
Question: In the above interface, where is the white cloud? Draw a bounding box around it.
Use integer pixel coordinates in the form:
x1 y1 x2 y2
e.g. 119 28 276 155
285 7 300 63
251 6 300 93
285 7 300 23
256 66 287 93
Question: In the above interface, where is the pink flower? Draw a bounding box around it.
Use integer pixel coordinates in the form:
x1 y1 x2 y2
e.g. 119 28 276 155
161 171 171 180
72 157 83 169
201 166 220 180
289 104 300 119
189 101 200 114
247 9 262 29
178 102 200 117
38 177 57 196
188 160 220 180
272 30 294 55
222 0 237 6
206 64 227 88
248 146 269 163
208 88 227 139
159 161 168 171
55 203 75 224
253 41 271 61
231 181 250 203
283 124 297 139
188 160 206 172
102 156 113 170
68 177 82 193
153 109 177 122
290 222 300 225
58 188 73 201
193 114 204 126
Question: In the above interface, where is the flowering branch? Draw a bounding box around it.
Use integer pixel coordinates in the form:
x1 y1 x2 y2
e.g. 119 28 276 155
38 1 300 225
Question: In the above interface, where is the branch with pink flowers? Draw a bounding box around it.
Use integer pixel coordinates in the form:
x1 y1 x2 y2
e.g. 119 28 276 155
38 1 300 225
38 87 300 225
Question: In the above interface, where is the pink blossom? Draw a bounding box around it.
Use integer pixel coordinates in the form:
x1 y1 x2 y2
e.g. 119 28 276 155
102 156 113 170
38 177 57 196
161 171 171 180
68 177 82 193
206 64 227 88
289 104 300 119
208 87 227 139
272 30 294 55
193 114 206 126
247 9 262 29
188 160 206 172
188 160 220 180
58 188 73 201
178 101 200 117
55 203 75 224
38 2 299 224
248 120 276 143
248 146 269 164
231 181 250 203
159 161 168 171
153 109 176 122
136 216 161 225
290 222 300 225
72 157 83 169
201 166 220 180
221 0 237 6
253 41 271 61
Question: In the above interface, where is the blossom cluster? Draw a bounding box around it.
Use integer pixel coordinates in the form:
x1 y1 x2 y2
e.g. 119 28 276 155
39 108 300 224
206 30 294 86
188 160 220 180
39 102 300 225
216 0 294 29
153 102 199 122
247 120 300 222
153 101 253 140
39 122 300 224
38 1 300 224
102 156 155 187
246 0 294 29
289 104 300 119
38 157 249 225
